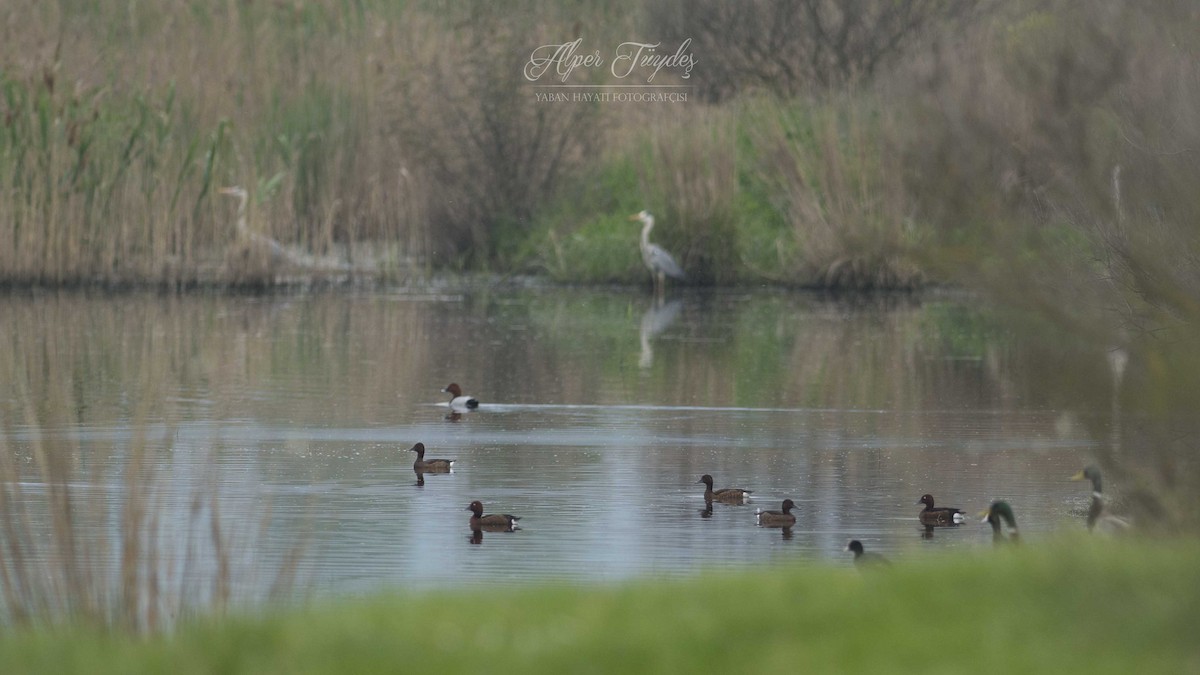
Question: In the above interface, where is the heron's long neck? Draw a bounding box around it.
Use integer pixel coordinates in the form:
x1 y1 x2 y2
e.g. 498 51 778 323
236 197 249 234
641 217 654 247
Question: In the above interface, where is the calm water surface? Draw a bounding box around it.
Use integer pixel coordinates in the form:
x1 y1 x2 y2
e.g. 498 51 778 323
0 288 1100 598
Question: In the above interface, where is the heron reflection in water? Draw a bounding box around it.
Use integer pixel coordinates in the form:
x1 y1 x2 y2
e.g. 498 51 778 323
639 298 683 369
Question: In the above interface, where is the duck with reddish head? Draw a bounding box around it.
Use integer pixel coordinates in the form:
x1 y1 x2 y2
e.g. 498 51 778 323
442 383 479 410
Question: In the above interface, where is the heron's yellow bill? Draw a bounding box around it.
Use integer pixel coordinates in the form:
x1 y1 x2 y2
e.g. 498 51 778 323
1070 470 1086 481
628 213 641 221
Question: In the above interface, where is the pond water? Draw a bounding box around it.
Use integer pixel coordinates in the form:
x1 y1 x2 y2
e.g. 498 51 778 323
0 287 1102 601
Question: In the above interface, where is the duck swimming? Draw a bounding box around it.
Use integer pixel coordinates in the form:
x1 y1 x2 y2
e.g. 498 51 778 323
467 500 520 532
979 500 1020 544
846 540 890 566
408 442 454 473
698 474 752 504
755 499 797 527
1071 465 1131 533
918 494 966 526
442 383 479 410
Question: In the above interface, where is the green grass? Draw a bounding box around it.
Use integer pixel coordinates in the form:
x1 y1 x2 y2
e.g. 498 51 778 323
3 540 1198 673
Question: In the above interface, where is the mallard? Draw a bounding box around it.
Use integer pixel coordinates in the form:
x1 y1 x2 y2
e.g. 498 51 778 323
979 500 1020 544
467 501 520 532
846 540 890 566
1071 466 1131 533
755 499 797 527
918 494 966 526
698 474 752 504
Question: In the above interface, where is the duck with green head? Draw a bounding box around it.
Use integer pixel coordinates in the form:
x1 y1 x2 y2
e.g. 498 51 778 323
979 500 1020 544
1071 465 1131 533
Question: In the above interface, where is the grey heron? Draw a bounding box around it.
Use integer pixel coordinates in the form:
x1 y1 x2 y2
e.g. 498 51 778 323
218 186 289 264
629 210 684 294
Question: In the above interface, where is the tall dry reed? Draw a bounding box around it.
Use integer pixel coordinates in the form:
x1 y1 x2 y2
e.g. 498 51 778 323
747 96 925 289
898 0 1200 527
0 303 305 632
0 1 639 284
636 107 740 285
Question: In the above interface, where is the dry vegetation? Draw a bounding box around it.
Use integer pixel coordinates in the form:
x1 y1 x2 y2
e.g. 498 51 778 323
4 0 1191 294
646 0 981 99
896 0 1200 526
0 1 607 284
0 298 305 631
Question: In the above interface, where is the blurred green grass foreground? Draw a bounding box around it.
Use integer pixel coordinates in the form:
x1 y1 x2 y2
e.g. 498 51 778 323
2 540 1198 674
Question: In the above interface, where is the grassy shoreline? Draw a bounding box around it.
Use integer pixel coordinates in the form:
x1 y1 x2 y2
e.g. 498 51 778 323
1 540 1196 673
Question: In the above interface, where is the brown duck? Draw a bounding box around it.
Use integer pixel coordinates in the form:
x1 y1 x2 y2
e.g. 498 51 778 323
467 500 520 532
755 499 797 527
408 442 454 473
698 474 752 504
918 493 966 526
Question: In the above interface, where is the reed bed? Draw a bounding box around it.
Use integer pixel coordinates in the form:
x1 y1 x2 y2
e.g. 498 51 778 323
2 0 1194 294
0 1 629 285
896 0 1200 527
0 295 305 632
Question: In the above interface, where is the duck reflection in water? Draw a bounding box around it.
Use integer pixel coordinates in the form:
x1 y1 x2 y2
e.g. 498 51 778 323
639 298 683 370
444 411 463 423
469 528 483 545
700 500 714 518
